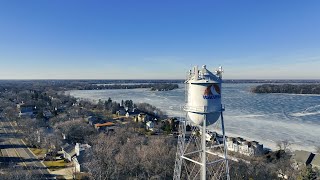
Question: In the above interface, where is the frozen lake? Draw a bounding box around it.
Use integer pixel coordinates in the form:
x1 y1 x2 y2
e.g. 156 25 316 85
68 83 320 151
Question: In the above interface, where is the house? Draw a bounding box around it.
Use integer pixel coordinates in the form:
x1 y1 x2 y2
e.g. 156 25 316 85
62 143 91 173
73 143 91 172
146 121 155 131
226 137 263 156
199 130 215 141
208 132 224 143
43 110 53 119
94 122 115 132
291 150 315 168
61 143 76 162
168 118 179 131
227 137 240 152
125 108 141 118
135 113 150 122
126 110 140 118
86 116 100 126
72 155 85 173
18 105 36 118
116 106 126 116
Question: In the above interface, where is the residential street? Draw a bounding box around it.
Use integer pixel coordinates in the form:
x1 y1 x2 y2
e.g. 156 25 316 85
0 117 55 179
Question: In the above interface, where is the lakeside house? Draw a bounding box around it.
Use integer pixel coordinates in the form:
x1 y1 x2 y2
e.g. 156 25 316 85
134 113 152 123
208 132 224 142
125 108 141 118
116 106 126 116
226 137 264 156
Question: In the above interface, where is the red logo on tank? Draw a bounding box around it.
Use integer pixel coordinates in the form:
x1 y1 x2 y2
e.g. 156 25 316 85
204 84 221 95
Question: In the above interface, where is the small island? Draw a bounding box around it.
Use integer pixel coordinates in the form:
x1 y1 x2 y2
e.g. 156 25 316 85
251 84 320 94
150 83 179 91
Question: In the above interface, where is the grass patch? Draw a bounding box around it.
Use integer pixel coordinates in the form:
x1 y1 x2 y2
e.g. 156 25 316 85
30 148 47 156
44 159 67 171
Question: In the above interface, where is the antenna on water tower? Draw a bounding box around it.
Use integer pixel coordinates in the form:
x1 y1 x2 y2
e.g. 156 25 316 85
173 65 230 180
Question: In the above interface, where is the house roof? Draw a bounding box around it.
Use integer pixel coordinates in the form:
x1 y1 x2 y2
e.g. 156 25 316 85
126 111 140 116
20 104 35 108
20 108 34 113
43 111 53 117
62 143 76 157
61 143 70 149
73 152 86 164
95 122 115 128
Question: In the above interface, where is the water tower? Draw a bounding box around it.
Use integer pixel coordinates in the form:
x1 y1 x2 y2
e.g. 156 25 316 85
173 65 230 180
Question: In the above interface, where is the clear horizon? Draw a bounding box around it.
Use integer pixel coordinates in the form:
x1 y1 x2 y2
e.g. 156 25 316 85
1 1 320 79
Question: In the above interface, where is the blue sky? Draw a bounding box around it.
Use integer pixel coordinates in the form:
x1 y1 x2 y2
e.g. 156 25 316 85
0 0 320 79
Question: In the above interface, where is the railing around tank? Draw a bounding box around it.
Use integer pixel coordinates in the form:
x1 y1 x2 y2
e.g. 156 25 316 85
183 104 225 113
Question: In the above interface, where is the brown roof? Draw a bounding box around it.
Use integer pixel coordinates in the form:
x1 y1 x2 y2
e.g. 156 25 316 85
95 122 115 128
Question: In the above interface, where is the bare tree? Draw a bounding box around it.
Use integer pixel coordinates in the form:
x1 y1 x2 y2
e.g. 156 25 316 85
3 107 17 120
55 119 96 144
84 133 119 180
139 137 176 179
83 127 176 180
1 163 36 180
276 140 291 152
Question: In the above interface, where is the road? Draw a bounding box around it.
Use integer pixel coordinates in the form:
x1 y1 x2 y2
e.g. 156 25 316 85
0 117 55 179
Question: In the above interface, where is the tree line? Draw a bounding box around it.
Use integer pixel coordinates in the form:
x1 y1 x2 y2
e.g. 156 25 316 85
251 84 320 94
79 83 179 91
0 80 180 92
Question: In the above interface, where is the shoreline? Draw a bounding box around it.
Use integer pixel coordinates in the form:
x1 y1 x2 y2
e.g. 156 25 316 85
221 131 317 153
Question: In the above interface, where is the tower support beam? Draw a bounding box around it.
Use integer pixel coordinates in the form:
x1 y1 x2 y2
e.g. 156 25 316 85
221 110 230 180
201 115 207 180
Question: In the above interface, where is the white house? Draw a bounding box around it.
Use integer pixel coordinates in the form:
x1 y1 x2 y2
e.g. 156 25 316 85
73 143 91 172
61 143 91 173
226 137 263 156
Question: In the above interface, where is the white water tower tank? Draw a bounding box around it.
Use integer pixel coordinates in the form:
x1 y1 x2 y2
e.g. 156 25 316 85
185 65 222 126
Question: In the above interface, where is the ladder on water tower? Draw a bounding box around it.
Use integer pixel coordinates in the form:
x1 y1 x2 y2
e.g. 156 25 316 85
173 119 186 180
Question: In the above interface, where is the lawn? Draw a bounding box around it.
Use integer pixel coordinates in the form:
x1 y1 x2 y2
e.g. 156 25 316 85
30 148 47 156
44 159 67 171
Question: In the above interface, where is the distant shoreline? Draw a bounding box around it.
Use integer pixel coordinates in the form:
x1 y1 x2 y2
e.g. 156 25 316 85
251 84 320 95
1 79 320 84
